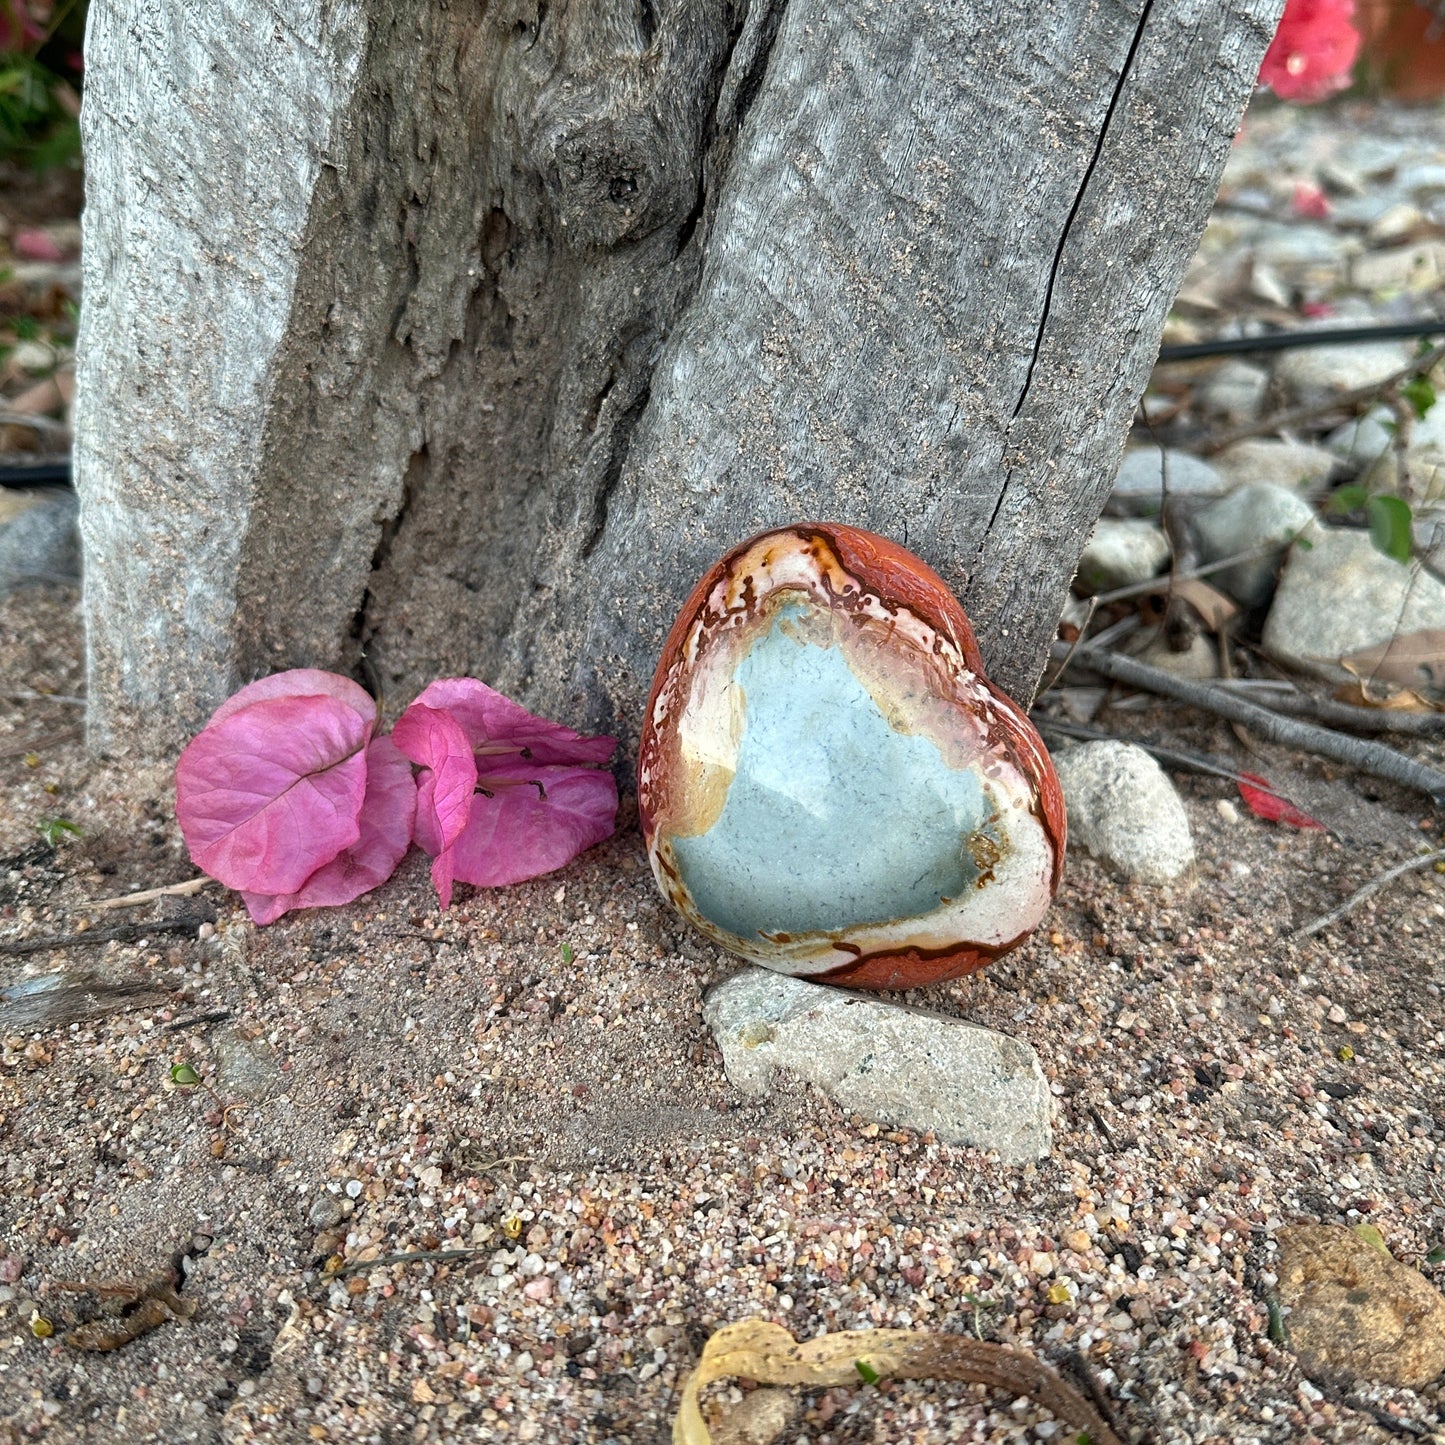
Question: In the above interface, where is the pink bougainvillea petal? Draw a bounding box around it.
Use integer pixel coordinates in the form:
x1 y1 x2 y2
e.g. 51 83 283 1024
409 678 616 769
449 766 619 889
430 847 458 912
207 668 377 731
176 695 370 894
392 703 478 858
239 737 418 924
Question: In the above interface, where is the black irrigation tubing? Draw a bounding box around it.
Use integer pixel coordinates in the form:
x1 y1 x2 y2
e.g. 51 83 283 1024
1157 318 1445 363
0 455 70 488
4 324 1438 490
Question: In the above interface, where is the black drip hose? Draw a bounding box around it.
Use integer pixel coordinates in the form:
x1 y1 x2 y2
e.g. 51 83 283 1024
2 322 1441 492
1157 317 1445 363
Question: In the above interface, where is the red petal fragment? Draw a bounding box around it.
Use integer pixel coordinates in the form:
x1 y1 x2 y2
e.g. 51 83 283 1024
241 737 418 924
176 695 370 894
1237 771 1327 831
450 766 619 888
207 669 377 731
409 677 616 769
392 703 478 857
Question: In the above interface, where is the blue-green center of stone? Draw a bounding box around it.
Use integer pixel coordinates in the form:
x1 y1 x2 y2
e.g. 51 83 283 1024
672 601 996 941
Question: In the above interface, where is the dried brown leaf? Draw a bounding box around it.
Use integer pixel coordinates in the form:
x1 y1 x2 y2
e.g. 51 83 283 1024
672 1320 1123 1445
1341 628 1445 699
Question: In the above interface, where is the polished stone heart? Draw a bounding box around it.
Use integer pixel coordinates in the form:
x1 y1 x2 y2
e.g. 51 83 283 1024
638 524 1065 989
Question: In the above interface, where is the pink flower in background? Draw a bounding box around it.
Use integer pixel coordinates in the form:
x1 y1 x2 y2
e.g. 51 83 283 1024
1259 0 1361 103
0 0 50 51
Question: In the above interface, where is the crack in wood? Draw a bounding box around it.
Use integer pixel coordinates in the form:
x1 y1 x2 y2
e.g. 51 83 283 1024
1010 0 1158 422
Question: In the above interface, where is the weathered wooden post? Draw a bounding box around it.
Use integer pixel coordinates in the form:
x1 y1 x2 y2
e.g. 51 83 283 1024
76 0 1282 755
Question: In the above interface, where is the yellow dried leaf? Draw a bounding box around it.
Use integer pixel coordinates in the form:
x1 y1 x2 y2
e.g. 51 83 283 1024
672 1320 1122 1445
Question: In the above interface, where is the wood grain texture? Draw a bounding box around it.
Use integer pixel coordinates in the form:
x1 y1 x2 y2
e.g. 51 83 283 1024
76 0 1282 755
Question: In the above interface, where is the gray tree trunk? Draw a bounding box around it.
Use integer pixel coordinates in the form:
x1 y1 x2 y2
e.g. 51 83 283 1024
76 0 1282 757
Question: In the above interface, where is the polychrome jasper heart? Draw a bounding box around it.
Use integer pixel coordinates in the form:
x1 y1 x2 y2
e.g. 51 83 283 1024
638 524 1065 990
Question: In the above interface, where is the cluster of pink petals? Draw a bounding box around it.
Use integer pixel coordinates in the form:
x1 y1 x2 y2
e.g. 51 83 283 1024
1259 0 1361 103
175 671 617 924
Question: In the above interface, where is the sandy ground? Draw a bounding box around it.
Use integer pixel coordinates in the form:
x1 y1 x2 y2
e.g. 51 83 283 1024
0 582 1443 1445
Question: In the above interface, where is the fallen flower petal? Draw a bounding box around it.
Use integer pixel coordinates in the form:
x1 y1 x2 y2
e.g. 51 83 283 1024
450 766 619 889
1238 771 1327 830
409 677 616 769
391 702 478 858
175 695 370 894
241 736 418 924
206 668 377 731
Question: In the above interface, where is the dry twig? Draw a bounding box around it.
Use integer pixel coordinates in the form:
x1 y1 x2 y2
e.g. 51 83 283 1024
1200 340 1445 453
88 877 215 911
0 916 210 957
1295 849 1445 939
1051 641 1445 805
325 1248 479 1279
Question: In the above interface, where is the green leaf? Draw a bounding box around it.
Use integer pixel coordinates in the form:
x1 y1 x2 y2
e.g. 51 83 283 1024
560 942 575 965
36 817 80 847
1427 1245 1445 1264
1367 494 1414 565
170 1063 201 1087
854 1359 880 1386
1327 483 1369 516
1352 1223 1390 1257
1403 375 1437 421
1266 1296 1288 1345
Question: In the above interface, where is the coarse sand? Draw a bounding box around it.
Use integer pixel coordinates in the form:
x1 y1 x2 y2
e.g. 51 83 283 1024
1 585 1444 1443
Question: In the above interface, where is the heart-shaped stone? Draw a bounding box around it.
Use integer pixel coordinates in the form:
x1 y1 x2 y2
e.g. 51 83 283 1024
639 524 1065 989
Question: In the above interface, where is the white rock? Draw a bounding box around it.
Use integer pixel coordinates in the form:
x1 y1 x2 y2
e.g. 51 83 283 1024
1351 241 1445 294
1054 741 1195 885
1263 528 1445 682
0 488 79 594
1193 483 1321 609
703 968 1052 1162
1074 519 1169 593
1109 448 1225 516
1210 439 1338 497
1132 632 1220 681
1276 343 1411 406
1196 360 1269 423
1417 507 1445 578
1325 406 1394 467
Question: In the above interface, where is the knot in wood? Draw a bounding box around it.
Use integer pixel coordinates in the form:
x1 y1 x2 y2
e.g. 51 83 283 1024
544 111 691 250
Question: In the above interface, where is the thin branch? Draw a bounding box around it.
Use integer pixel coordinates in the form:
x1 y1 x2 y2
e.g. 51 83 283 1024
1211 680 1445 737
1200 340 1445 454
1088 543 1279 607
1034 717 1321 814
0 690 85 705
1295 849 1445 939
1051 641 1445 804
88 878 216 911
0 917 209 957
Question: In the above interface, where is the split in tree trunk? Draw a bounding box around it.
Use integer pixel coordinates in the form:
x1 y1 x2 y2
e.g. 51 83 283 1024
75 0 1284 758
